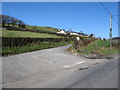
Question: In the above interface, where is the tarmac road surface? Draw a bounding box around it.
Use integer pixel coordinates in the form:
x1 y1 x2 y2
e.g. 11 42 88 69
1 45 119 88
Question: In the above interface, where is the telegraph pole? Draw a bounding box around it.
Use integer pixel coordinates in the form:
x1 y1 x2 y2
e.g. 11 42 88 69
109 13 112 50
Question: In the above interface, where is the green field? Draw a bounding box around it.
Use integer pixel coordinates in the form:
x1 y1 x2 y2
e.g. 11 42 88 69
2 30 61 38
26 25 58 33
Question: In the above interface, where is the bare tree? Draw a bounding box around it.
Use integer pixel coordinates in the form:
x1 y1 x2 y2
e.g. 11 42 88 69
1 14 26 29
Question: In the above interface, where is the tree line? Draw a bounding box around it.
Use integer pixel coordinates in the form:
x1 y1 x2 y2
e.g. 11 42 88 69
0 15 26 28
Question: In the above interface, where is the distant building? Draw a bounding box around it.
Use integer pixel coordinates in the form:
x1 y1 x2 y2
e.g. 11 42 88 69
79 34 84 37
112 37 120 40
70 32 78 36
78 33 87 37
76 36 80 41
57 29 66 34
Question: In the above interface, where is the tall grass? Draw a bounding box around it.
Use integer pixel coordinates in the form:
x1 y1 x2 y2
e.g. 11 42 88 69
71 40 119 55
80 40 119 55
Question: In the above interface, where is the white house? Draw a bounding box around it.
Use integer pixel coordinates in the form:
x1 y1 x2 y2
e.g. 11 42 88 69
57 29 66 34
76 36 80 41
70 32 78 36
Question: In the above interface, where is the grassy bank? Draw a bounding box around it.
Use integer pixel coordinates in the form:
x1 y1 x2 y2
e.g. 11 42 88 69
69 40 119 56
2 30 61 38
2 41 72 56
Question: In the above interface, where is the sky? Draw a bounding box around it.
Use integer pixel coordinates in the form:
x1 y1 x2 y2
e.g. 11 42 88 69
2 2 118 39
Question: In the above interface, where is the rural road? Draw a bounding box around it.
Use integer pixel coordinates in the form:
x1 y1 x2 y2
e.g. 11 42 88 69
1 45 119 88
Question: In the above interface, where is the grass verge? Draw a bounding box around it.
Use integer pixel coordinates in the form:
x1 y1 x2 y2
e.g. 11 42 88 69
2 41 72 56
69 40 119 56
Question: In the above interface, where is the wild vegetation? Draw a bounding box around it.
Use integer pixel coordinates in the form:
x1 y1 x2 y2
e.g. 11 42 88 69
69 39 119 56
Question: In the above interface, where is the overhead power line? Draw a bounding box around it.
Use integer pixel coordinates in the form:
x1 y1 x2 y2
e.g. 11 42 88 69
113 16 118 24
98 0 111 15
98 0 119 26
113 16 120 27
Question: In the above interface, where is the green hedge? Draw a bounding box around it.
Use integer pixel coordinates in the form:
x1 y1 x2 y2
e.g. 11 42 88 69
2 37 74 47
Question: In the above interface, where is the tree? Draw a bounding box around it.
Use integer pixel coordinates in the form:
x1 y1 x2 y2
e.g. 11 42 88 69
98 37 101 40
1 15 9 27
89 33 94 38
12 19 17 27
1 14 26 28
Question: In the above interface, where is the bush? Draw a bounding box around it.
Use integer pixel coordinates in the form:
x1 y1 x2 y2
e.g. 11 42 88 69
103 38 106 41
73 38 94 51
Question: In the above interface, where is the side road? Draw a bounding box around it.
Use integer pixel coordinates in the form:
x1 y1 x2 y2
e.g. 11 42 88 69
2 45 118 88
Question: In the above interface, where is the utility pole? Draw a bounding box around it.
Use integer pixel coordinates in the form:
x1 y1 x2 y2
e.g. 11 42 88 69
109 13 112 51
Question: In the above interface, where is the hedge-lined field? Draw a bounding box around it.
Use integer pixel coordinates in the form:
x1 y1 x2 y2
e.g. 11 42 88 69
1 28 75 56
2 30 61 38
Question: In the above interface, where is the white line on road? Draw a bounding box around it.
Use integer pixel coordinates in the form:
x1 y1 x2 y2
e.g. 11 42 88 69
63 61 86 68
45 60 53 64
32 55 39 59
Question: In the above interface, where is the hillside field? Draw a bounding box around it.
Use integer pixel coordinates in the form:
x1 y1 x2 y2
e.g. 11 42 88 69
26 25 58 33
2 30 61 38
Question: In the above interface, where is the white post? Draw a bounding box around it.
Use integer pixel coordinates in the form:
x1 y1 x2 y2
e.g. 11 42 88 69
109 13 112 50
76 37 80 41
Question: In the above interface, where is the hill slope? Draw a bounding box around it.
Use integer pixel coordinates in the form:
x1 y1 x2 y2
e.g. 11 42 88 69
2 30 61 38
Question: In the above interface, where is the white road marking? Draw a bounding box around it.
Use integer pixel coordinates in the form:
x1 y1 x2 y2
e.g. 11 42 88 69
63 61 86 68
32 55 39 59
45 60 53 64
